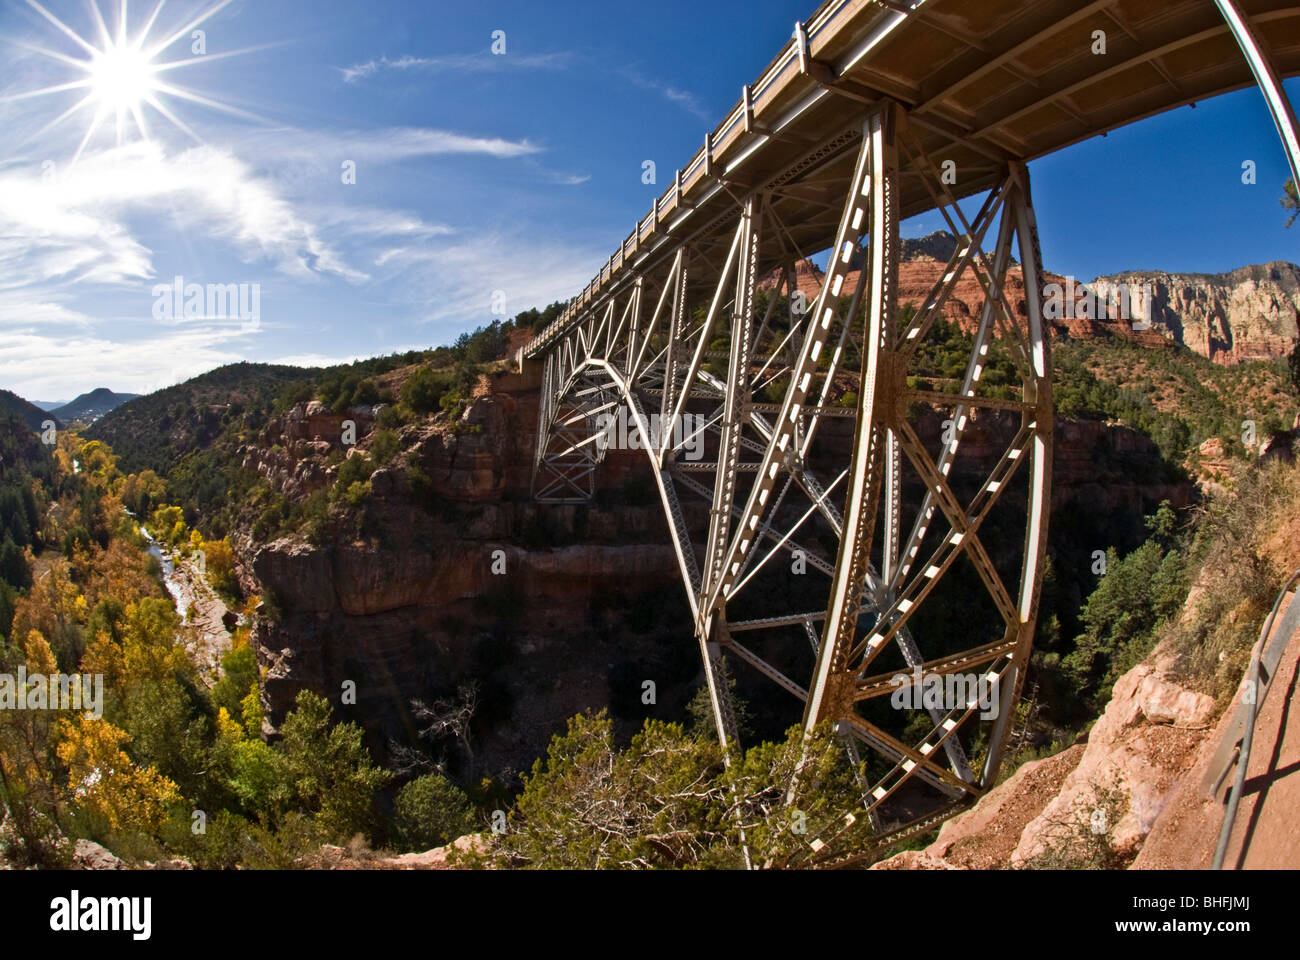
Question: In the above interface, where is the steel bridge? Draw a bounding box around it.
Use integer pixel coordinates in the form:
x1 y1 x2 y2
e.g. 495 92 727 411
519 0 1300 864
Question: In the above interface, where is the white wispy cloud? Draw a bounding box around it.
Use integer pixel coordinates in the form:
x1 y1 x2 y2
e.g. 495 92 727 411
256 126 542 168
270 351 368 369
340 51 571 84
0 141 364 286
619 69 712 122
368 231 603 329
0 324 255 399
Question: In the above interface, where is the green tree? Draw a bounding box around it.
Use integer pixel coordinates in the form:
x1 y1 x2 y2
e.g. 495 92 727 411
212 644 260 725
393 773 477 851
1061 503 1188 706
1282 177 1299 228
0 534 30 590
277 690 392 842
495 710 725 869
401 367 451 414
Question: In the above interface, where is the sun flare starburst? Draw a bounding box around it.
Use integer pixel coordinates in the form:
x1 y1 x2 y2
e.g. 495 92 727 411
3 0 266 166
90 40 157 112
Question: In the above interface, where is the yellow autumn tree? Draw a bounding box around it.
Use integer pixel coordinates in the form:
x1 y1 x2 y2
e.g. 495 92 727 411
79 630 126 689
120 598 191 686
149 505 185 546
0 631 64 866
10 557 83 669
76 440 119 488
55 713 179 834
216 706 244 744
119 469 166 517
200 537 237 594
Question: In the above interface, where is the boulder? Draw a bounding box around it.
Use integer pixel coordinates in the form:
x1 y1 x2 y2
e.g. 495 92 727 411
73 839 123 870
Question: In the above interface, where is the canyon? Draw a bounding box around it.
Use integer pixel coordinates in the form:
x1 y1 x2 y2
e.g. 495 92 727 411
238 362 1195 781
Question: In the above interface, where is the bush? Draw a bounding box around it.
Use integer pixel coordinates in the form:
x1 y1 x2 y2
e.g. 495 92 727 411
342 481 370 506
369 429 400 466
336 454 374 491
393 773 477 851
402 368 454 415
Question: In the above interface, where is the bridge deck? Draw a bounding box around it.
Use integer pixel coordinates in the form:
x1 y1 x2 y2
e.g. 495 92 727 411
524 0 1300 359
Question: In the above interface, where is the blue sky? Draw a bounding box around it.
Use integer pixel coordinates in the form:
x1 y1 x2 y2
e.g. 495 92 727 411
0 0 1296 401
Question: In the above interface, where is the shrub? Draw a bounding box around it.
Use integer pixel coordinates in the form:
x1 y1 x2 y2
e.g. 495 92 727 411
369 429 400 466
336 454 374 491
402 368 454 415
393 773 477 851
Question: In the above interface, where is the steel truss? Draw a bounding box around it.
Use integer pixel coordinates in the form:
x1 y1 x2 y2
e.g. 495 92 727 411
529 99 1053 864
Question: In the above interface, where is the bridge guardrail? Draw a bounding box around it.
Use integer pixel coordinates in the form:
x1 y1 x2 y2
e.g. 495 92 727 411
1207 567 1300 869
520 0 876 360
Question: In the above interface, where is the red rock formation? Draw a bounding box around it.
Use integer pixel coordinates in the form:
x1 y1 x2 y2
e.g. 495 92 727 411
761 235 1298 362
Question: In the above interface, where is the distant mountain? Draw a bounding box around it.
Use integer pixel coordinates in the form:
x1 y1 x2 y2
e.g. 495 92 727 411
33 400 67 412
51 388 140 424
0 389 58 432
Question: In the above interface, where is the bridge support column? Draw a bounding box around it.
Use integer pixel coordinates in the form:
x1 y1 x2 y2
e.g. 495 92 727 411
806 100 902 734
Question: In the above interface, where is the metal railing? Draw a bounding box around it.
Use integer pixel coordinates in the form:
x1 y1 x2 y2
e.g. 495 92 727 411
521 0 901 358
1209 567 1300 869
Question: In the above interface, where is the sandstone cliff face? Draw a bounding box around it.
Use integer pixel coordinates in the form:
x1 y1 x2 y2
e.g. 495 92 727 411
761 236 1298 364
247 373 694 779
870 653 1217 870
1091 262 1300 364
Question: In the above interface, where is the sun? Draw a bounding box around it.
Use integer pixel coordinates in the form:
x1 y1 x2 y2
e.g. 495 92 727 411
3 0 266 166
89 41 158 114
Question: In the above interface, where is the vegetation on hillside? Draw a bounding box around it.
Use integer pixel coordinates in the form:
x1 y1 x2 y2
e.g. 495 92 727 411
1056 337 1296 467
0 390 56 433
86 303 565 543
0 417 57 643
0 428 404 868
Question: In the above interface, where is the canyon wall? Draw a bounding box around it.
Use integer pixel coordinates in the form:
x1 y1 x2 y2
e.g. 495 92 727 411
1091 262 1300 364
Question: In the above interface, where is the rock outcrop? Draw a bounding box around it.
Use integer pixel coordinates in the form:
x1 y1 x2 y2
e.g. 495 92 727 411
761 235 1299 364
873 654 1216 870
1008 660 1215 866
1093 262 1300 364
248 372 693 777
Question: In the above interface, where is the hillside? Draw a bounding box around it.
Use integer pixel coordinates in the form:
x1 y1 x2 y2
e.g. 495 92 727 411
1054 338 1297 475
0 415 57 642
0 389 57 433
86 362 315 476
50 388 140 424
